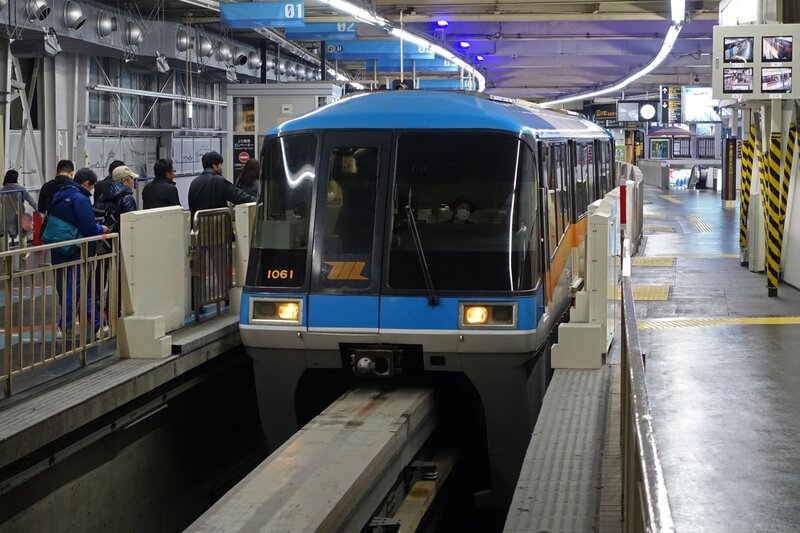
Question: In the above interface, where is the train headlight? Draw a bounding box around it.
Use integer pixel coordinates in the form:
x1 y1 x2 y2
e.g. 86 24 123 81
250 298 303 324
459 302 517 328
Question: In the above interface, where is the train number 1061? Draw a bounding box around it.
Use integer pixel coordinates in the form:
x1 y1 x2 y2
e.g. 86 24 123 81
266 269 294 280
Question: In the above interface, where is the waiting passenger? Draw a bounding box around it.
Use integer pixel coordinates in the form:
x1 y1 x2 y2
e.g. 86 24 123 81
188 151 255 218
94 160 125 204
445 198 475 224
1 170 38 244
236 159 261 199
142 158 181 209
38 160 74 214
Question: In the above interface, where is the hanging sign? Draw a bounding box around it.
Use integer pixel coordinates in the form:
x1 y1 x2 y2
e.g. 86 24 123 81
324 40 435 60
660 85 682 124
233 135 256 181
220 1 305 29
285 22 358 40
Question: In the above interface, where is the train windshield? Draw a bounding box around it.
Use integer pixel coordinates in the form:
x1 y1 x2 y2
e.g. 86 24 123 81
388 133 537 292
247 134 318 288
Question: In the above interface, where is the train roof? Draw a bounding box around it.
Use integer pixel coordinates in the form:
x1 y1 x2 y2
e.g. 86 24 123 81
268 91 611 140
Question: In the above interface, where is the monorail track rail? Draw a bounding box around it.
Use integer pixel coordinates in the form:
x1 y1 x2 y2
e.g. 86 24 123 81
187 387 445 532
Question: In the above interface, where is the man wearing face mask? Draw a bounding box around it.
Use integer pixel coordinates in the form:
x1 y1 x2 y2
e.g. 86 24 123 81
447 198 475 224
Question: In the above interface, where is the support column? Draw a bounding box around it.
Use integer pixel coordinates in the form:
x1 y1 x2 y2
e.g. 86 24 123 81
765 100 783 296
0 40 8 172
41 57 57 180
740 110 755 265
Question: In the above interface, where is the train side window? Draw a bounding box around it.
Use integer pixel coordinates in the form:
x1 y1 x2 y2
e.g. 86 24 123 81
541 144 558 257
552 143 569 240
572 142 588 218
584 143 596 203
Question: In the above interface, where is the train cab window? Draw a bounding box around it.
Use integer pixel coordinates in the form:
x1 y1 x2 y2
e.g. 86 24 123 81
316 146 380 290
388 133 537 292
246 134 318 288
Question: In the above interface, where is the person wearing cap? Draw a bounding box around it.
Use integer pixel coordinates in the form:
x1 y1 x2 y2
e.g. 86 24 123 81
188 151 255 218
94 160 125 204
95 165 138 229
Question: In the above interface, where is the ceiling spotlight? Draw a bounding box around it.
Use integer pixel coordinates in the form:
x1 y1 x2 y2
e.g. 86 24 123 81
265 57 275 71
43 27 61 57
177 29 194 52
217 42 232 62
63 0 85 30
225 65 238 83
459 41 470 49
156 51 170 73
125 21 143 47
198 36 213 57
27 0 50 21
233 48 247 66
248 51 262 69
96 11 117 38
0 0 7 9
476 55 485 61
296 66 306 80
278 61 286 75
436 20 448 27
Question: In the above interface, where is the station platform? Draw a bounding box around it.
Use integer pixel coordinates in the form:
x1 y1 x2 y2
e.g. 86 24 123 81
634 187 800 531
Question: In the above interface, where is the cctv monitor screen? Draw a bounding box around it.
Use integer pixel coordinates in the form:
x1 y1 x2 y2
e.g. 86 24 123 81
617 102 639 122
762 67 792 93
723 67 754 93
723 36 754 63
762 36 793 62
681 86 720 122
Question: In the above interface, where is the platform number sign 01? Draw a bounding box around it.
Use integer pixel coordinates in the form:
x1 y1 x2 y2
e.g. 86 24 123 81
284 2 302 18
220 1 306 29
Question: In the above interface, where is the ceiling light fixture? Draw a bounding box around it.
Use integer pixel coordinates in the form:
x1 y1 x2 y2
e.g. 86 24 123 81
125 21 143 47
96 11 117 38
542 24 682 107
177 29 194 52
27 0 50 21
217 42 232 62
156 51 170 73
198 36 214 57
671 0 686 23
63 0 85 30
436 20 448 28
459 41 470 49
476 55 484 61
248 51 262 69
233 48 247 66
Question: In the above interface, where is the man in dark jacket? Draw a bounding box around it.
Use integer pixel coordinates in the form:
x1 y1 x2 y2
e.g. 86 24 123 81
49 169 108 337
37 160 74 213
95 165 138 231
93 160 125 204
142 158 181 209
188 151 255 218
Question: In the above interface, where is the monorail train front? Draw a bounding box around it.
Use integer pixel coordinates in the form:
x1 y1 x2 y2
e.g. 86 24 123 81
240 91 558 505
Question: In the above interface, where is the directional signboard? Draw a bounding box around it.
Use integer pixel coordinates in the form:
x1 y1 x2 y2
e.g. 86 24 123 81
324 40 435 60
660 85 682 124
220 1 305 29
285 22 357 40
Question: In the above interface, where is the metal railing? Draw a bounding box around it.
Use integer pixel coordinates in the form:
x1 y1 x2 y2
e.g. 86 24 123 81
0 189 30 253
190 208 233 322
619 237 674 532
1 234 119 397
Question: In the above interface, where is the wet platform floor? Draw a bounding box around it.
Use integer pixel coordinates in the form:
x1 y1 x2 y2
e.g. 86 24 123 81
635 187 800 532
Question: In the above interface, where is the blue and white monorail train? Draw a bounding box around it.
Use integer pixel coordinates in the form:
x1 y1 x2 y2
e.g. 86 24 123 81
240 90 614 506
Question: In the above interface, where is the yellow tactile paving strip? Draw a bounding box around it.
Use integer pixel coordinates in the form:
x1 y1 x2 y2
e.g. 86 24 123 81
632 257 676 267
609 285 670 301
659 195 682 204
687 215 712 232
643 225 674 233
638 316 800 330
655 253 739 258
644 213 668 220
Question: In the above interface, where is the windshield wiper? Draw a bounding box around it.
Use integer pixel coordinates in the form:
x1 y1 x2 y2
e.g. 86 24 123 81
405 190 439 306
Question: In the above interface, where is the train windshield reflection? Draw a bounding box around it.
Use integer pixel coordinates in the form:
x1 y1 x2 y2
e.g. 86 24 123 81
388 133 537 292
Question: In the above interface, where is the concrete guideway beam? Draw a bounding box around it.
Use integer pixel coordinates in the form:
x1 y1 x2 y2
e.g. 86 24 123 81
188 387 437 532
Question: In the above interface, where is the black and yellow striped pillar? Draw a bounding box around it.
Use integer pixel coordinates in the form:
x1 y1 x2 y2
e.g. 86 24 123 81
756 132 770 226
766 132 783 296
740 123 756 256
779 123 797 244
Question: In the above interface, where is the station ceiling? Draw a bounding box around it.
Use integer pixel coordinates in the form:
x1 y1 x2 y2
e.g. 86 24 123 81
135 0 721 102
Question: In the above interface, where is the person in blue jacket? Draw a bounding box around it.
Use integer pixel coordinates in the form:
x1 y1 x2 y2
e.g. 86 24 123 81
49 168 109 338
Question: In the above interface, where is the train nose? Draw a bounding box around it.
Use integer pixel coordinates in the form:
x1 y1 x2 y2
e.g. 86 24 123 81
350 349 394 377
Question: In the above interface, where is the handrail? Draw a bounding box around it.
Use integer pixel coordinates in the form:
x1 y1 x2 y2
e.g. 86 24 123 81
1 233 119 397
620 236 674 532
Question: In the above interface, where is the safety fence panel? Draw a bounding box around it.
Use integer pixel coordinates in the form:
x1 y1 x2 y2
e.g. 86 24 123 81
191 208 233 322
1 234 119 397
619 238 674 533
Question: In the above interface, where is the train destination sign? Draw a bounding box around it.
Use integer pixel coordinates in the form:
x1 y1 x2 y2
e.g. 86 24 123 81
220 1 305 29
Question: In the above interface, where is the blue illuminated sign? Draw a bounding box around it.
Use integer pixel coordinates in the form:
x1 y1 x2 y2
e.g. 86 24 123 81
220 1 305 29
324 40 435 59
285 22 358 40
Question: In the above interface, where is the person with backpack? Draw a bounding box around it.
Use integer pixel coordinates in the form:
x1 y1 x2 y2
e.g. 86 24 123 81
94 165 137 331
48 168 108 338
38 160 74 213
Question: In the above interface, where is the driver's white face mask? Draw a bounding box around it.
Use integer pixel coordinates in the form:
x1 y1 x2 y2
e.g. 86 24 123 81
455 208 471 221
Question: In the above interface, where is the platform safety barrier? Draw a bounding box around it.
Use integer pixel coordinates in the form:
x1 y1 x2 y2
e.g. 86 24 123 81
619 237 674 532
190 208 233 322
1 234 119 397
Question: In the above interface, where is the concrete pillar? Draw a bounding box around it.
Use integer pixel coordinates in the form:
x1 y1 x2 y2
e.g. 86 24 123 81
0 40 8 172
41 57 57 179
